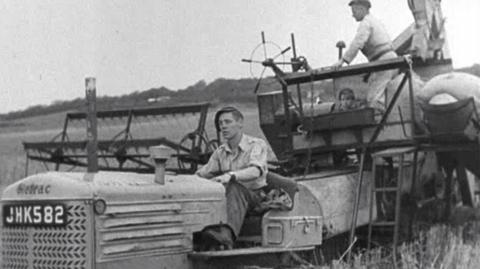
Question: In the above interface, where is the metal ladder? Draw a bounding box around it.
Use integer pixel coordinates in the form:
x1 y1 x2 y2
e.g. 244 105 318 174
367 147 418 266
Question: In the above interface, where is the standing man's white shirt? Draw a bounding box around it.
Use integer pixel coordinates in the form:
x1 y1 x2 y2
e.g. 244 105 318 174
342 14 394 63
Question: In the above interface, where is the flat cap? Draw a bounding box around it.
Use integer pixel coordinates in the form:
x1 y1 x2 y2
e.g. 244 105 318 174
348 0 371 8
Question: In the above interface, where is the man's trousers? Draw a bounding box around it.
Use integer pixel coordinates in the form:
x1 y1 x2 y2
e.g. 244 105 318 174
225 180 262 237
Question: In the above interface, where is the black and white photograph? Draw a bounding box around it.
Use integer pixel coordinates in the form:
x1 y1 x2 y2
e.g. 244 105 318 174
1 0 480 268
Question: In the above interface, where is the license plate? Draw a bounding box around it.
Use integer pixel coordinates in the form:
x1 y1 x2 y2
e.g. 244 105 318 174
3 203 67 227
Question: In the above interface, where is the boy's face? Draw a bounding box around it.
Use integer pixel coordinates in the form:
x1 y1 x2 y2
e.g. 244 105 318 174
340 93 354 108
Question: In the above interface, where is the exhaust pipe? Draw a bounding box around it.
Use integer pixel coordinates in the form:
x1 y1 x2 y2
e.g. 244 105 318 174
85 77 98 173
150 145 171 185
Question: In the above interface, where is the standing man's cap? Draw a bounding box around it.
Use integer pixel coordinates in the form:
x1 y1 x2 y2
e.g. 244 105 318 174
348 0 371 8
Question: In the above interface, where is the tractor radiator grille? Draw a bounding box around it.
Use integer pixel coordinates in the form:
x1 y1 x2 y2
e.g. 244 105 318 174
2 228 28 269
1 201 93 269
97 201 190 261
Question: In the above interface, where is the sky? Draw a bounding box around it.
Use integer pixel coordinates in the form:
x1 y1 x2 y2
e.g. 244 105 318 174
0 0 479 113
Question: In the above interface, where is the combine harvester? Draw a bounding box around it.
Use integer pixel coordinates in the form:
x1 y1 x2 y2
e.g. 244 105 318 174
2 0 480 268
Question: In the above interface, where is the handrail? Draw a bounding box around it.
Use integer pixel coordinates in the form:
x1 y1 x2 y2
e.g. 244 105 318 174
282 57 410 85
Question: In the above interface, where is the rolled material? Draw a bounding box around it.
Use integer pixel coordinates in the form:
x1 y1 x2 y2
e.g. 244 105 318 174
417 72 480 107
417 72 480 141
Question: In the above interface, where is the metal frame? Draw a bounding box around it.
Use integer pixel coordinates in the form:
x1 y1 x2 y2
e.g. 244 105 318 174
260 56 419 264
262 56 415 159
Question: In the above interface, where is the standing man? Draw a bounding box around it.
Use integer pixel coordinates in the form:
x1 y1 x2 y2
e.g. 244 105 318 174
196 106 268 249
333 0 398 111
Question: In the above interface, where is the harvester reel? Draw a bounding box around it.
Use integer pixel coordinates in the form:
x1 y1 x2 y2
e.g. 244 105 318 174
177 131 218 173
205 139 220 153
113 147 128 168
107 135 132 168
51 147 64 163
23 103 212 174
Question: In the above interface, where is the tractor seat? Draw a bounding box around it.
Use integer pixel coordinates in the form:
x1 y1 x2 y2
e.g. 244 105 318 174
238 172 298 241
263 172 298 201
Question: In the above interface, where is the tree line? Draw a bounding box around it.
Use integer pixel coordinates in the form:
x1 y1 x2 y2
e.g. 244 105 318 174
2 64 479 121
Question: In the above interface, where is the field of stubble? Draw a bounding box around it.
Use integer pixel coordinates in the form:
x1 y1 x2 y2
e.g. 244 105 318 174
1 103 480 268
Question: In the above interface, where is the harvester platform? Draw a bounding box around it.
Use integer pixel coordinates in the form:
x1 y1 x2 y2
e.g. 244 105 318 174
23 103 216 175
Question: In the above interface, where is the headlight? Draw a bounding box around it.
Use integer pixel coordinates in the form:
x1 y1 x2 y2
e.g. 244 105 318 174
94 199 107 215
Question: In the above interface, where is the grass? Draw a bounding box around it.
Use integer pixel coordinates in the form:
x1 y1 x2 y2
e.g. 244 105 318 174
0 126 59 191
324 223 480 268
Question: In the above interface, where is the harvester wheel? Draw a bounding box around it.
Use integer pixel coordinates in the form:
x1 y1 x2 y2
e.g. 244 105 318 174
205 139 219 153
177 132 218 173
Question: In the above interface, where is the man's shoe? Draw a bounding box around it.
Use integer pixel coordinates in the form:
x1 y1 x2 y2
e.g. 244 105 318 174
201 226 234 250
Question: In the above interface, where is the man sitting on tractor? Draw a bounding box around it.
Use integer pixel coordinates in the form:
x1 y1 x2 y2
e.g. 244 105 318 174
196 106 269 250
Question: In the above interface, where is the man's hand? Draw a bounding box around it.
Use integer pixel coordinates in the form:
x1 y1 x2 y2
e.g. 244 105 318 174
332 59 344 69
212 173 231 185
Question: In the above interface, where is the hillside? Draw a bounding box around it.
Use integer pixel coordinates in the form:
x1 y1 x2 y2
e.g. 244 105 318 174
0 78 264 120
0 77 332 121
457 63 480 77
1 63 479 121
